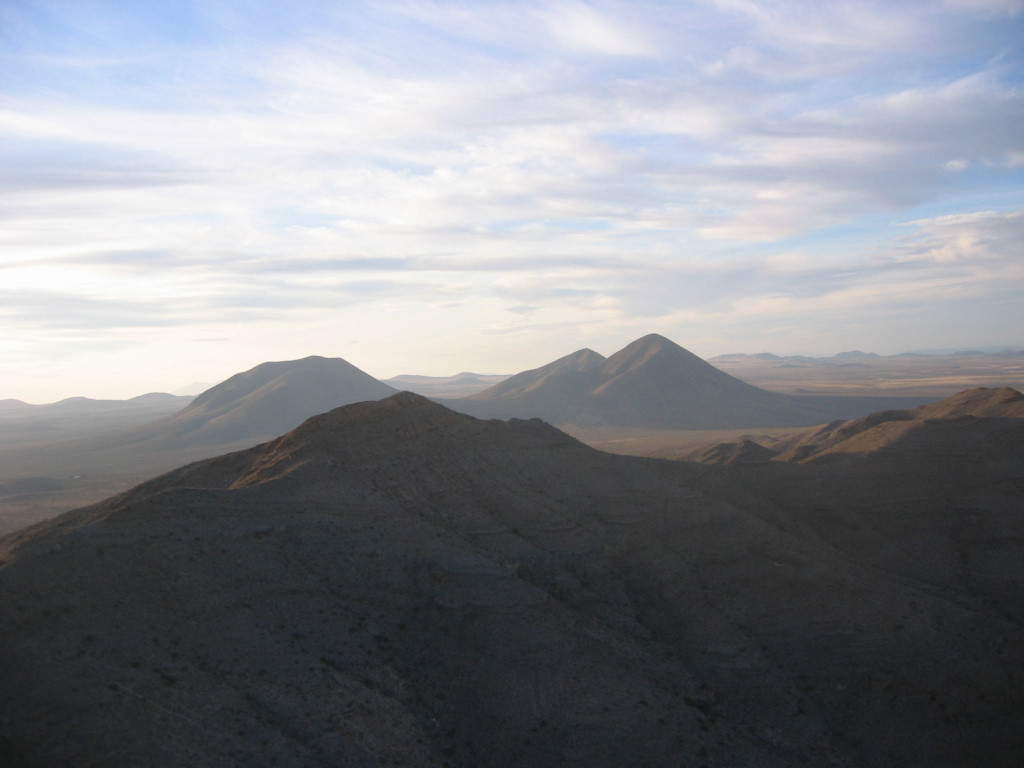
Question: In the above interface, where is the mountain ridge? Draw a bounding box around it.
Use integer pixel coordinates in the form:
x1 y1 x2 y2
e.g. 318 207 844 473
2 392 1021 766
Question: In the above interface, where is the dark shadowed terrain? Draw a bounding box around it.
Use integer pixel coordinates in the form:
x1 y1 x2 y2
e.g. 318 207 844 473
1 392 1021 767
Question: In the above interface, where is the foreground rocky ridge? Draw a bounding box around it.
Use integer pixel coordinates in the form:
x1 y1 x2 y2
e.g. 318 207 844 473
1 393 1022 767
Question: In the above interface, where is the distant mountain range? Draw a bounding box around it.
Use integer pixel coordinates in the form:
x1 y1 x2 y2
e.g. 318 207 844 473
381 371 510 399
0 393 192 449
445 334 926 428
2 390 1021 766
709 348 1024 363
2 335 934 471
2 335 1019 535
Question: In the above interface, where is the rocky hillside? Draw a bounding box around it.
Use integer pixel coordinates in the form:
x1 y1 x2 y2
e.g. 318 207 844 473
1 393 1021 767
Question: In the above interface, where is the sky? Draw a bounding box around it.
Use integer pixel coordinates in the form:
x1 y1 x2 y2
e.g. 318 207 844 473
2 0 1023 402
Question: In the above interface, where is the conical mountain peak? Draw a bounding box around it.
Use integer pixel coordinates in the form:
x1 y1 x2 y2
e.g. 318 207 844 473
599 333 707 376
450 333 922 429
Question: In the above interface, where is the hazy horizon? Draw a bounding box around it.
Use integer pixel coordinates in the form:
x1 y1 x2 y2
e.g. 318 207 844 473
5 337 1024 406
3 1 1023 402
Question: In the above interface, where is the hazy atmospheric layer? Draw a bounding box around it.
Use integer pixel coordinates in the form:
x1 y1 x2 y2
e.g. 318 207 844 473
2 0 1023 402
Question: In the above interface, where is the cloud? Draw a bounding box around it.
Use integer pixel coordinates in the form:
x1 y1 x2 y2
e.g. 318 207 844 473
0 289 183 330
541 2 658 57
896 209 1024 265
1 0 1023 398
4 2 1020 252
942 0 1024 14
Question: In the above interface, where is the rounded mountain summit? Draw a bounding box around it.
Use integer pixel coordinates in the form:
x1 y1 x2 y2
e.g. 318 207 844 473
165 356 397 444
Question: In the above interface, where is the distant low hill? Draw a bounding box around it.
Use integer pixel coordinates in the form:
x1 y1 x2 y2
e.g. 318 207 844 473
446 334 927 429
381 371 509 398
0 393 192 449
172 381 213 396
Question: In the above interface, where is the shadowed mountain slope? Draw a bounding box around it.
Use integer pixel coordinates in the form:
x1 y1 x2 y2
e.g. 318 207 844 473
1 393 1021 767
448 334 926 428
